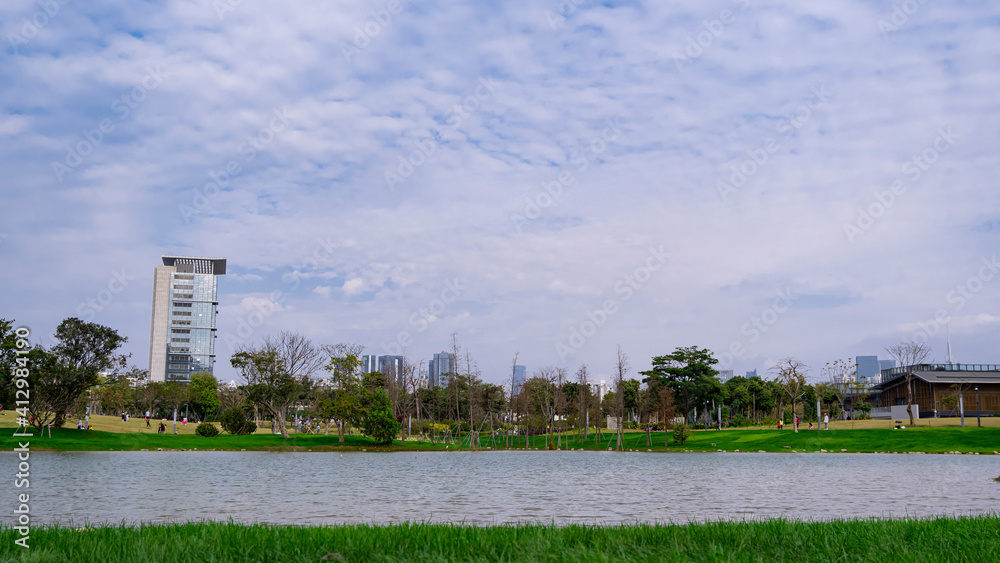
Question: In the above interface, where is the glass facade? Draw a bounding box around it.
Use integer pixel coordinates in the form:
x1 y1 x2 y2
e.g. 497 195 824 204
166 272 218 382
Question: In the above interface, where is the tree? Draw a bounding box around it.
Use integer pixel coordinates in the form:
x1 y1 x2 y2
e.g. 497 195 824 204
884 339 931 425
641 346 719 424
28 318 128 429
189 371 221 421
771 358 807 432
0 319 22 407
657 386 677 446
231 332 321 438
362 387 401 444
219 407 257 435
823 359 854 420
135 381 165 418
322 343 366 442
98 372 135 416
613 346 629 451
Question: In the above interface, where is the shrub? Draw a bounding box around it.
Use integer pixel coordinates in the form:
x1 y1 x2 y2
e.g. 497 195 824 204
220 408 257 436
195 422 220 437
672 423 691 446
730 414 755 428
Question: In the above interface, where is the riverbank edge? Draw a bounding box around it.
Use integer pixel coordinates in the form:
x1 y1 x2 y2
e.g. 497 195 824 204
5 427 1000 454
2 515 998 562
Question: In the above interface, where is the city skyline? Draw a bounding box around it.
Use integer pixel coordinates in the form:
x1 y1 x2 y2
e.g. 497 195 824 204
2 1 998 387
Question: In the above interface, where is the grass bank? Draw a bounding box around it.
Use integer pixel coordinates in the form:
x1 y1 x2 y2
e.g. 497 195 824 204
1 424 999 454
2 516 998 562
1 412 998 453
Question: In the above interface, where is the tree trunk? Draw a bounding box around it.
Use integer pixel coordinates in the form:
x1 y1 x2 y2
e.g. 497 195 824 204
793 398 798 433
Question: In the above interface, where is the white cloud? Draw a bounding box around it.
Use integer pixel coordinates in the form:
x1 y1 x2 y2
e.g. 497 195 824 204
2 0 999 384
341 278 365 296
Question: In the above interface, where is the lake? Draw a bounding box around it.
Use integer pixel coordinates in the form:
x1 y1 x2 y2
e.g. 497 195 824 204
5 451 999 526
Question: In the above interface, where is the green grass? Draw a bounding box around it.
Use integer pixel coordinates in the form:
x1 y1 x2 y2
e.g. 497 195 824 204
2 516 998 562
501 427 1000 454
2 426 999 454
0 426 448 452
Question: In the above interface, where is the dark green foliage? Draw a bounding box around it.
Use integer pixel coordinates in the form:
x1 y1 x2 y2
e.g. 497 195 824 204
21 318 129 429
362 388 401 445
195 422 220 437
219 407 256 435
672 423 691 445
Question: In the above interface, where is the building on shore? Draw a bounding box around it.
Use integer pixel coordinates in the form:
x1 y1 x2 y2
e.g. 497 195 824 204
148 255 226 383
872 363 1000 418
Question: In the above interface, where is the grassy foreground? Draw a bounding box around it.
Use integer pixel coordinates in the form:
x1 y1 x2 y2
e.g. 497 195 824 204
2 516 998 562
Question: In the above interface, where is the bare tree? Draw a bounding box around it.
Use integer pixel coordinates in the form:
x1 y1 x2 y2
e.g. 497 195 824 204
575 364 591 440
614 346 629 451
231 332 322 438
507 352 519 449
771 358 807 433
823 359 854 421
884 339 931 425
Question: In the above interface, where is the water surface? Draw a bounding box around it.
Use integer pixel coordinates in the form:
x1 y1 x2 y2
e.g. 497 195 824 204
4 451 998 526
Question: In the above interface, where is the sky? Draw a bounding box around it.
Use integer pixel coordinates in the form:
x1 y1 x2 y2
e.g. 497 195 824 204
2 0 999 386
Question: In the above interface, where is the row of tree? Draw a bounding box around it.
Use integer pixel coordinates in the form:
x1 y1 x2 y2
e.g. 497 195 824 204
1 316 935 441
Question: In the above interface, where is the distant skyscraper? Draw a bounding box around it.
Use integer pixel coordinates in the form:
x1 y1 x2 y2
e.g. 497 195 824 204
856 356 880 382
512 365 526 394
428 351 456 387
378 355 404 385
148 255 226 383
592 380 609 402
717 370 734 383
878 359 896 371
360 354 378 374
745 369 758 379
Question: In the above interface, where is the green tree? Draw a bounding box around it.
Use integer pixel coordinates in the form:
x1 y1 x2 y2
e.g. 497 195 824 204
362 387 401 444
29 318 128 428
641 346 720 423
219 407 256 435
0 319 22 407
189 371 221 421
321 343 366 442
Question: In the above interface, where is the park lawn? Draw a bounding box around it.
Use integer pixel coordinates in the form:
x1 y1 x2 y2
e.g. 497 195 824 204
2 516 999 562
497 427 1000 455
1 413 998 453
0 426 451 452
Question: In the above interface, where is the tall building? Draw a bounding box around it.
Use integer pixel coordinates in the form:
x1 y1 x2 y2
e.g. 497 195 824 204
378 355 404 385
592 380 609 403
512 364 526 395
717 369 734 383
428 351 456 388
360 354 378 374
148 255 226 383
856 355 880 382
745 369 758 379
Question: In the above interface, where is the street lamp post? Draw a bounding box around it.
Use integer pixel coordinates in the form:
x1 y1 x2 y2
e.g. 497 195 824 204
975 387 981 428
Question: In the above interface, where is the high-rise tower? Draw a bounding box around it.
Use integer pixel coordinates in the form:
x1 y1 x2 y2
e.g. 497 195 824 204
148 255 226 382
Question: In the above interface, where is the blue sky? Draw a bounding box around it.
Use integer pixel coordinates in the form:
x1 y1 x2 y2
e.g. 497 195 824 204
2 0 999 385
